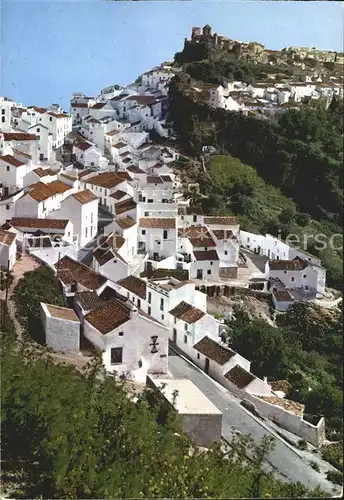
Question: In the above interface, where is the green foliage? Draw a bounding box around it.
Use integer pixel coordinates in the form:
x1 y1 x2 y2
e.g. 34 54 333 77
321 443 343 472
0 299 16 341
1 343 325 498
229 303 343 440
13 266 65 343
0 270 14 291
326 469 343 486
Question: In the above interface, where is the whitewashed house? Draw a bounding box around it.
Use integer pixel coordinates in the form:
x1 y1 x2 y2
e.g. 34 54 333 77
0 229 16 270
138 218 177 261
8 217 74 246
28 122 53 161
0 154 33 195
73 141 108 169
0 96 15 131
23 167 58 187
0 189 24 226
15 180 74 218
83 297 169 379
0 131 40 163
40 302 80 353
55 255 108 297
48 189 98 248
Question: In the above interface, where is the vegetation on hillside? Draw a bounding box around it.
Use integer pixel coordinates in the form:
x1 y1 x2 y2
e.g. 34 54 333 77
1 335 327 499
225 302 343 441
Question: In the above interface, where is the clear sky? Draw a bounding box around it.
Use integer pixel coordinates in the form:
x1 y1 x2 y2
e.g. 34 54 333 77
1 0 343 110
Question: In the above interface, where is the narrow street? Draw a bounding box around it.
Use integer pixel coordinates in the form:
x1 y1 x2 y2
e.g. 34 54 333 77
168 347 341 496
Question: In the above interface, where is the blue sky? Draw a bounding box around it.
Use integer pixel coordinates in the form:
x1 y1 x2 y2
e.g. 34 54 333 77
1 0 343 110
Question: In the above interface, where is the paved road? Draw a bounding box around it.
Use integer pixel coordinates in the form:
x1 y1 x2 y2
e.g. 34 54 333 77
168 349 338 495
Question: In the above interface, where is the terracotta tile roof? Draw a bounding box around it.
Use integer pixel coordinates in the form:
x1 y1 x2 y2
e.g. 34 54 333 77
127 166 145 174
169 301 205 324
10 217 69 230
257 395 304 416
193 336 237 365
102 231 125 250
110 94 129 101
147 176 163 184
84 298 131 334
91 102 106 109
204 216 237 226
47 112 70 119
55 256 106 290
93 246 126 266
2 132 38 141
60 173 77 181
139 218 175 229
74 141 93 151
75 291 102 311
33 167 57 177
45 304 79 322
161 175 173 182
125 95 156 106
78 168 96 179
106 130 120 136
116 197 136 215
0 229 16 246
116 217 136 229
27 181 71 202
150 268 189 281
86 172 129 189
193 250 219 261
178 226 211 238
99 285 129 303
0 155 25 167
110 189 127 200
122 158 132 164
269 257 308 271
71 102 89 108
225 365 255 389
269 380 292 393
273 290 294 302
212 229 234 240
27 106 48 114
72 189 98 204
189 237 216 248
117 275 147 299
113 142 127 149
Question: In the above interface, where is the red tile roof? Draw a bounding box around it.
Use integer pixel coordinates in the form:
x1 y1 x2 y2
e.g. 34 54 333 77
0 155 25 167
116 217 136 229
33 167 57 177
45 304 79 322
84 298 131 334
204 216 237 226
72 189 98 204
139 218 175 229
10 217 69 230
110 190 127 200
269 257 308 271
224 365 255 389
0 229 16 246
193 250 219 261
74 141 93 151
27 181 71 202
90 103 106 109
71 102 89 108
273 290 294 302
169 301 205 324
193 336 237 365
55 256 106 290
125 95 156 106
116 197 136 215
189 237 216 248
113 142 127 149
86 172 130 189
2 132 38 141
117 275 147 299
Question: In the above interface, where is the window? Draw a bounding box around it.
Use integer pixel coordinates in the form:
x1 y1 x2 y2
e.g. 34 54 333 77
207 270 211 275
184 323 188 331
193 215 197 222
37 128 40 132
163 230 168 240
144 212 149 216
161 314 164 320
305 285 309 291
6 204 10 210
210 261 213 265
181 216 184 220
142 230 146 235
85 227 88 238
49 117 52 122
291 277 295 282
284 270 287 274
110 347 123 364
91 213 93 224
1 117 5 123
197 353 200 359
184 335 187 344
160 298 164 311
137 298 141 309
6 165 9 171
118 331 124 336
148 306 151 315
1 109 5 115
303 274 307 279
148 292 151 304
224 251 228 255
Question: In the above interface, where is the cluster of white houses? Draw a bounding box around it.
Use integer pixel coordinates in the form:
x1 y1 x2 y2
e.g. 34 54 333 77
0 63 329 447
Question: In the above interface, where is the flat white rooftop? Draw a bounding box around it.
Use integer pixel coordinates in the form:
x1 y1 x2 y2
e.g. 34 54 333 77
149 377 222 415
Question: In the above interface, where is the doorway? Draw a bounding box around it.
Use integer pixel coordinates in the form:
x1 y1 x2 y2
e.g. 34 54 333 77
204 358 209 374
172 328 177 344
197 269 203 279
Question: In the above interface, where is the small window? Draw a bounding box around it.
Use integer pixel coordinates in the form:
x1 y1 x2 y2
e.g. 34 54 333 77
148 292 151 304
174 317 176 324
144 212 149 216
137 298 141 309
6 166 9 171
148 306 151 315
163 230 168 240
49 116 52 121
161 314 164 320
291 277 295 282
207 270 211 275
110 347 123 364
2 117 5 123
210 261 213 265
284 270 287 274
197 353 200 359
193 215 197 222
160 298 164 311
184 323 188 331
224 250 228 255
305 285 309 290
303 274 307 279
6 204 10 210
142 230 146 235
1 109 5 115
37 128 40 132
118 331 124 336
184 335 187 344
